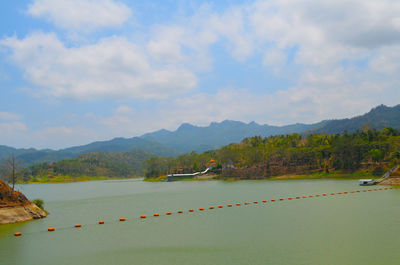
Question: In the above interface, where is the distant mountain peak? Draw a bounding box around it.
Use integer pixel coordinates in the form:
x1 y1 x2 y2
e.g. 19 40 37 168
2 104 399 166
177 123 196 130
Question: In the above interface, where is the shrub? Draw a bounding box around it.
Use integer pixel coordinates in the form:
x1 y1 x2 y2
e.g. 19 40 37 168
32 198 44 210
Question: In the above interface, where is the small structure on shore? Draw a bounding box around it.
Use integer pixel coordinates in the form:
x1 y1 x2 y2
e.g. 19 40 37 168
166 167 211 182
359 165 399 186
359 179 376 186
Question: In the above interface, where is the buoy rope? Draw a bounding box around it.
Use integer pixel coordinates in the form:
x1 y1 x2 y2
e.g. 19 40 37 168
12 186 398 237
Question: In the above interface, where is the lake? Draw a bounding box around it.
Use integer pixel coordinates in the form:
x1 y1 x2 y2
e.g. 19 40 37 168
0 179 399 265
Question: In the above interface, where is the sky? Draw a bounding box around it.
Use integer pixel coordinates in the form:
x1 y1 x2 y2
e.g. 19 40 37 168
0 0 400 149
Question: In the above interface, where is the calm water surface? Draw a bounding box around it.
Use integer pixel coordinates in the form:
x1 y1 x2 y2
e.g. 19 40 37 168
0 179 399 265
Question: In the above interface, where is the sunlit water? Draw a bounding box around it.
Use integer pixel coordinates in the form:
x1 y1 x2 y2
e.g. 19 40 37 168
0 179 399 265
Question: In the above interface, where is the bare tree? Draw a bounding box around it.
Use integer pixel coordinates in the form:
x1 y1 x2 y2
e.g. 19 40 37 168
0 155 21 193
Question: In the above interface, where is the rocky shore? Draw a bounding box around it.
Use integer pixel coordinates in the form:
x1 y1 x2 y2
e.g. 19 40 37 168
0 180 47 225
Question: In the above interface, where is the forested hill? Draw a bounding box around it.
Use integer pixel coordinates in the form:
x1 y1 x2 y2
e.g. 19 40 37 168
16 128 400 181
0 137 181 166
1 104 399 165
311 104 400 134
21 149 155 182
144 128 400 180
141 120 324 153
141 104 400 153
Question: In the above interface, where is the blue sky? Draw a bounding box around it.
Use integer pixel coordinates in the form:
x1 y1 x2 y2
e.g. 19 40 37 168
0 0 400 149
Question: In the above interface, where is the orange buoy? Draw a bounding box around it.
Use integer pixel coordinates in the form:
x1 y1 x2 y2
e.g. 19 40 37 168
48 227 55 231
296 197 300 199
119 218 126 222
14 232 22 237
279 198 284 201
338 192 342 194
356 190 360 192
253 201 258 204
262 200 267 203
236 203 241 206
384 188 388 190
363 190 367 192
302 196 307 198
344 192 348 194
368 189 372 191
390 187 393 189
166 212 172 215
288 197 293 200
199 208 204 211
218 205 223 208
177 210 183 213
271 199 276 202
154 213 160 217
309 195 313 198
330 193 335 195
315 195 320 197
75 224 82 227
322 193 327 196
98 221 104 224
379 188 382 190
351 191 355 193
140 215 146 218
227 204 233 207
209 206 215 209
188 209 194 212
244 202 249 205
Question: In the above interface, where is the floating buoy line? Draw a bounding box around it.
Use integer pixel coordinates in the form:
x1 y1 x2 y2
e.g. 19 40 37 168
12 186 399 237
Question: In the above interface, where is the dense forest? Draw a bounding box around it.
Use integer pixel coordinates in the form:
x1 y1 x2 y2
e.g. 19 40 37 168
144 128 400 179
2 127 399 183
17 149 155 182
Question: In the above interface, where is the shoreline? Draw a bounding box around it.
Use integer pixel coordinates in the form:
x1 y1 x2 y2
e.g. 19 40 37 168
16 173 397 184
0 203 47 225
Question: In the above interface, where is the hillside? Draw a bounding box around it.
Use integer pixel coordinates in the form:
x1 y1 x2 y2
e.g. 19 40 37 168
23 149 156 181
145 128 400 180
1 104 399 165
141 120 324 153
1 137 181 166
311 104 400 134
142 104 400 153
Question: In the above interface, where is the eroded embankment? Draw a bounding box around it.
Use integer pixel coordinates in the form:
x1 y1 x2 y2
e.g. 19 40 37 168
0 180 47 225
379 177 400 185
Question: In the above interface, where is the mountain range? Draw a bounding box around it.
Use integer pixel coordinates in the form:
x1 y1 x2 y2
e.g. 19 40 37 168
1 104 399 166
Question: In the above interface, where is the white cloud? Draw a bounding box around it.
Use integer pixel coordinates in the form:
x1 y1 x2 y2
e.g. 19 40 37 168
0 33 197 100
0 122 28 147
369 45 400 74
0 112 21 121
28 126 99 149
0 121 26 133
27 0 131 32
2 0 400 150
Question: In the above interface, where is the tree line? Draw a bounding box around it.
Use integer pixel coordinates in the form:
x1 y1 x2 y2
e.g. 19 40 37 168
1 127 399 183
0 150 155 182
144 127 400 179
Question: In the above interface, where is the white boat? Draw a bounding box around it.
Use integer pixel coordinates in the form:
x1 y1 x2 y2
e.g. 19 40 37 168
359 179 376 186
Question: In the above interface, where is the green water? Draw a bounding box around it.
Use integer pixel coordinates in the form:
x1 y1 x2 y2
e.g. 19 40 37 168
0 179 399 265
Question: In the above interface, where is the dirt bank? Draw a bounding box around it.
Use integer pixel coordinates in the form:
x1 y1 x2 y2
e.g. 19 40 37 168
379 177 400 185
0 179 47 224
